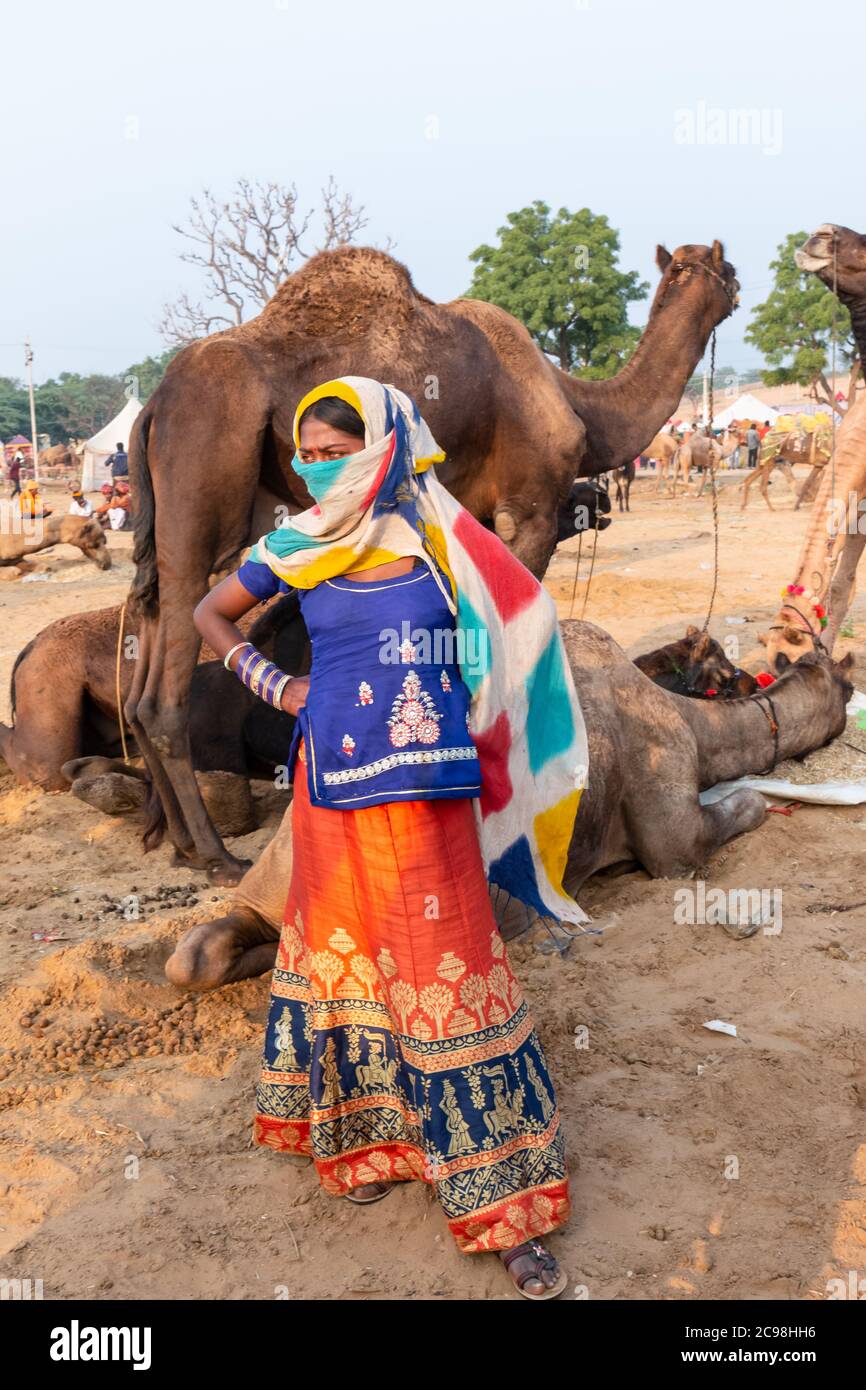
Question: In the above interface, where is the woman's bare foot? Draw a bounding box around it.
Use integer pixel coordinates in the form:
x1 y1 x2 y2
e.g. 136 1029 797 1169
345 1181 392 1205
500 1240 567 1299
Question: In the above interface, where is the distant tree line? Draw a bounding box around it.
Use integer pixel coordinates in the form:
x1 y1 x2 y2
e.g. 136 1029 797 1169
0 350 178 443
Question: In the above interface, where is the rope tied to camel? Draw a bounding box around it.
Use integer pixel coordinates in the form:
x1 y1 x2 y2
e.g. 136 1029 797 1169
702 329 720 632
115 601 131 765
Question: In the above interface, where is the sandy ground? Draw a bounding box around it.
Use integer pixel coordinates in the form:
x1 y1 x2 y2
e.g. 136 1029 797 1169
2 471 866 1302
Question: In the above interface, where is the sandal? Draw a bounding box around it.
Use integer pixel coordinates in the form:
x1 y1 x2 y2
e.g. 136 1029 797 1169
501 1240 568 1300
345 1181 393 1205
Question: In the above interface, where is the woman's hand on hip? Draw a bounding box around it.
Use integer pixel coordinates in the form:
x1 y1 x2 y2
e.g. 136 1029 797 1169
280 676 310 717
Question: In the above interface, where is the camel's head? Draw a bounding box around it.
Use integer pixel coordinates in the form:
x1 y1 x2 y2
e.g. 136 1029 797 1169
771 647 855 742
760 611 819 675
62 516 112 570
796 224 866 304
654 241 740 325
555 478 613 543
681 625 751 698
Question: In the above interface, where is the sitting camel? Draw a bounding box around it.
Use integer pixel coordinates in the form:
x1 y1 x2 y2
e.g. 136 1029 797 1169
634 626 758 698
0 513 111 572
0 594 307 837
165 628 851 991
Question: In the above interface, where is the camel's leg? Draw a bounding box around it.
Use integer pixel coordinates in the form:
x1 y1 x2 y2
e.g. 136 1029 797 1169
759 465 775 511
126 619 198 860
125 373 275 882
827 529 866 648
134 601 251 883
780 461 797 494
165 802 294 989
0 687 84 789
739 473 754 510
795 465 821 509
632 788 766 878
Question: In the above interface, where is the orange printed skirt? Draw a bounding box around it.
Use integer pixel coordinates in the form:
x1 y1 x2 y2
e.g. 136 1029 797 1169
253 747 570 1254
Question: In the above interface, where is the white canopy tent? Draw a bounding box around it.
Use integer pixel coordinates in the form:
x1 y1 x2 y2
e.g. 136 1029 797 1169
712 393 779 431
80 397 142 491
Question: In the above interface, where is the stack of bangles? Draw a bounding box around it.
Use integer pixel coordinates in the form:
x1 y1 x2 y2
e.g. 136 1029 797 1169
223 642 293 709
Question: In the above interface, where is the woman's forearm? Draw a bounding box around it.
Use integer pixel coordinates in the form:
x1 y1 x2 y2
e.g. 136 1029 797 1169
193 577 309 716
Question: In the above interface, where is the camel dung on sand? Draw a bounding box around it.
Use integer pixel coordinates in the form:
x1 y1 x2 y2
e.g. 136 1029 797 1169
166 631 852 992
124 237 739 883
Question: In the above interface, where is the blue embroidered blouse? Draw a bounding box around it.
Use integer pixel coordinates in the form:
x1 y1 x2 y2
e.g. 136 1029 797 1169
236 557 481 809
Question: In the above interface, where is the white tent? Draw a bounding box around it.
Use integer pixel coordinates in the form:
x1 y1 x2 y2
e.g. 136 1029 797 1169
712 393 779 431
81 397 143 491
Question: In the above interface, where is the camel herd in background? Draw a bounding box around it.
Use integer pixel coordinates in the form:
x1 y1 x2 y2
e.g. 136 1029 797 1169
643 418 834 510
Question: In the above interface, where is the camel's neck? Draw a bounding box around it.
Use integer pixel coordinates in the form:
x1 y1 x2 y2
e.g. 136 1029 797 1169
780 394 866 606
677 678 839 789
839 290 866 367
558 282 723 474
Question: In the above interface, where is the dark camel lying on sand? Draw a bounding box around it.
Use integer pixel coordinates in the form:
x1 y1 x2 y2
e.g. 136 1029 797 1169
633 626 758 699
0 594 307 839
1 614 755 813
164 626 852 991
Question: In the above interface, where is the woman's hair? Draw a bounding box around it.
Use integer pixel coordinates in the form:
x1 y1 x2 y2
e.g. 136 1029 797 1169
298 395 365 441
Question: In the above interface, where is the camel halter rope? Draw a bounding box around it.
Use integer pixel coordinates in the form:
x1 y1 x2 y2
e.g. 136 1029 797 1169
568 481 604 620
570 257 735 624
115 601 131 765
701 328 720 632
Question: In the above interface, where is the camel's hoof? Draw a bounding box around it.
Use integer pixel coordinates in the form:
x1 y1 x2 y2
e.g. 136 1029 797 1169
206 855 252 887
69 773 148 816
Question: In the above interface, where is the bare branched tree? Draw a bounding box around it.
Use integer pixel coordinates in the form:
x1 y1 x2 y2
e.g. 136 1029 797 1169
159 177 370 347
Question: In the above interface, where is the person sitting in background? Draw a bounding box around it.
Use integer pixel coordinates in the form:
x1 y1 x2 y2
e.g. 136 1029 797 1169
68 484 94 518
106 479 133 530
104 441 129 480
18 479 52 519
94 483 116 526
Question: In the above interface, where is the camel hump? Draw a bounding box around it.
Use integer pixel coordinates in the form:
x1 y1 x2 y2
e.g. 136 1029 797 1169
256 245 433 339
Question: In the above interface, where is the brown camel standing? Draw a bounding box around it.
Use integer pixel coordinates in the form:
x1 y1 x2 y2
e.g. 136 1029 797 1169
765 224 866 670
126 239 739 881
739 431 801 511
675 432 723 498
645 430 679 493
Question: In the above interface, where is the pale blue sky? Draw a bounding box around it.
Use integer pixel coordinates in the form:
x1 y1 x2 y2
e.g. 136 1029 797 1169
2 0 864 384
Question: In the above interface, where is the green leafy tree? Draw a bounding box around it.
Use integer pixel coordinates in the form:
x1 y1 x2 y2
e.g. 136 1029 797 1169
466 203 648 377
35 373 126 441
1 350 180 447
0 377 30 439
746 232 854 414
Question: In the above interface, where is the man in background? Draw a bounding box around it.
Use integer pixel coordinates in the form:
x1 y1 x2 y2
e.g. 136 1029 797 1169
104 441 129 480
